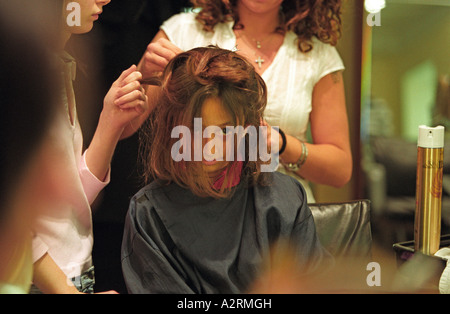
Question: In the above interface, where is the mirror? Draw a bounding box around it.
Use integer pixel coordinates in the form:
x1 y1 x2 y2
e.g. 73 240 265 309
362 0 450 250
364 0 450 141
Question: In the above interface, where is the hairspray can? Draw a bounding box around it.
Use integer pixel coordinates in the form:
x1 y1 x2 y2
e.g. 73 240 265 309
414 125 444 255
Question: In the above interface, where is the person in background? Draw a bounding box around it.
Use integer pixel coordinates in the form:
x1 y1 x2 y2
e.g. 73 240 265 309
30 0 148 294
135 0 352 203
121 46 331 294
0 0 72 294
68 0 193 294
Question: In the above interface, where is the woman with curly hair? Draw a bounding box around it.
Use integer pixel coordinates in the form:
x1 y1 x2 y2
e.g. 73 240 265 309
136 0 352 202
122 46 331 293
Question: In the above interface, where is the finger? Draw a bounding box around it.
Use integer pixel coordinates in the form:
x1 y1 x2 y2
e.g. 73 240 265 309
115 103 146 126
148 41 177 62
156 47 178 63
158 43 183 60
118 98 147 114
116 65 137 83
121 71 143 87
144 52 169 71
115 80 141 99
95 290 119 294
115 89 145 107
148 38 182 60
156 38 183 54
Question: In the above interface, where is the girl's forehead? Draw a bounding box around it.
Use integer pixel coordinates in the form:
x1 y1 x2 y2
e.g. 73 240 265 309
200 97 234 126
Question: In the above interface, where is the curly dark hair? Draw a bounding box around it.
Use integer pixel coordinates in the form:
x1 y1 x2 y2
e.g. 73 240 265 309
190 0 343 53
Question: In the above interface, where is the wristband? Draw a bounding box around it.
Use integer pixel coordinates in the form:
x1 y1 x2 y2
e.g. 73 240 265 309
278 128 287 156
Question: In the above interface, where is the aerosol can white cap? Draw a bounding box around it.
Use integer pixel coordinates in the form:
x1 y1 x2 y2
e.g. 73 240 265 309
418 125 445 148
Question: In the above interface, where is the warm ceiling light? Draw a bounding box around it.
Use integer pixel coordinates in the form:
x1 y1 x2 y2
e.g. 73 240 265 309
365 0 386 14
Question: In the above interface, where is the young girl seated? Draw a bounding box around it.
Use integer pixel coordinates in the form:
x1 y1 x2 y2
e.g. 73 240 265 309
121 46 331 294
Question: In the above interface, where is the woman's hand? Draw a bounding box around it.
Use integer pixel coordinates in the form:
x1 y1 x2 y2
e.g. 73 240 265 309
94 290 119 294
102 64 148 133
260 119 283 155
85 65 148 181
138 36 183 79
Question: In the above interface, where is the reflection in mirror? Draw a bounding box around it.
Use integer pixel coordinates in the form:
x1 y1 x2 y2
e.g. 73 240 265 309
370 1 450 141
362 0 450 252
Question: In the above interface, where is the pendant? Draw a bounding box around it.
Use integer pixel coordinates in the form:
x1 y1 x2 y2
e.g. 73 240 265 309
255 56 265 69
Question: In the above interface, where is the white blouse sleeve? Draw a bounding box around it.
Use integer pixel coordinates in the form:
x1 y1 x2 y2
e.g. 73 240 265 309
160 12 207 52
313 39 345 84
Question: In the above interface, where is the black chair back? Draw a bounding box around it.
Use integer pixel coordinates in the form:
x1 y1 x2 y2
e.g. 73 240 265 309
309 200 372 260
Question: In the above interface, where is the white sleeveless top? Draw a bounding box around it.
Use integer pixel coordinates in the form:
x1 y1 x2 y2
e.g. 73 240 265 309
161 12 345 202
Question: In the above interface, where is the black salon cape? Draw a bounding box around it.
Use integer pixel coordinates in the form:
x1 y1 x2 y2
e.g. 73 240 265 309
121 172 330 294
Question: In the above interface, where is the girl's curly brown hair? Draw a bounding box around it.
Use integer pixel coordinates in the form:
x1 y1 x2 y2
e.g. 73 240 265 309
190 0 343 53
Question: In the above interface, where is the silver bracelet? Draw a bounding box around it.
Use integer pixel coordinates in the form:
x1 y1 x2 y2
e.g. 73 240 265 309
283 141 308 172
